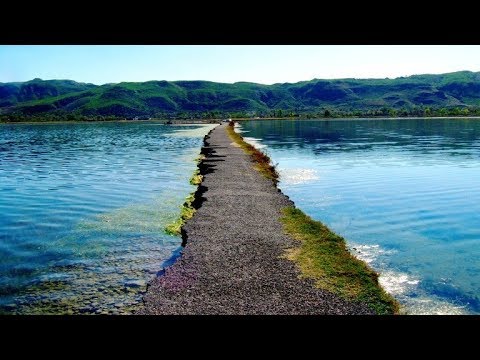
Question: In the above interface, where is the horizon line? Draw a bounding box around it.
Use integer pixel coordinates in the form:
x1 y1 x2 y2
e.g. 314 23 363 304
3 69 477 87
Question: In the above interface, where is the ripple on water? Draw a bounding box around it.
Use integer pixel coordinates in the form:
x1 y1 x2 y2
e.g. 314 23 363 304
350 243 470 315
0 122 213 314
242 136 267 149
240 118 480 315
278 168 319 185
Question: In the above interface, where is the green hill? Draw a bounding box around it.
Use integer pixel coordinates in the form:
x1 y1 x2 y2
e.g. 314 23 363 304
0 78 96 107
2 71 480 119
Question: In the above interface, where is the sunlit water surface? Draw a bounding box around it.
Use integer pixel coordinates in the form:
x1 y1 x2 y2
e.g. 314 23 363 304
0 121 216 314
239 118 480 314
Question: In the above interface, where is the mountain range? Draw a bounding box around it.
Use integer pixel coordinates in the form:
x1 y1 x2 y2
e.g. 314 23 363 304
1 71 480 118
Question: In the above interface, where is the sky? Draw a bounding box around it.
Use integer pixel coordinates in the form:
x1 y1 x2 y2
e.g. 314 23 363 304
1 45 480 85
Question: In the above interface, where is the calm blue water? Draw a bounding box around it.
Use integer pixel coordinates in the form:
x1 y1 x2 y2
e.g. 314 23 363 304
240 118 480 315
0 121 216 314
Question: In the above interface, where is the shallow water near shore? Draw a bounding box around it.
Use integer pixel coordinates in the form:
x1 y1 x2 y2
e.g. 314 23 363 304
240 118 480 315
0 121 216 314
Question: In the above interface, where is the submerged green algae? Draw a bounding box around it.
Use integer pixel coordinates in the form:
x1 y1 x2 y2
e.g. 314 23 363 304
164 150 208 236
5 196 184 315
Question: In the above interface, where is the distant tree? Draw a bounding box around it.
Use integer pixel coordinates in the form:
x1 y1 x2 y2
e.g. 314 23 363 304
388 108 398 117
324 109 331 117
452 107 461 116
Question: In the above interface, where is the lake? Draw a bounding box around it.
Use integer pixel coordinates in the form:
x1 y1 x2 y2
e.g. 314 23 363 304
239 118 480 314
0 121 216 314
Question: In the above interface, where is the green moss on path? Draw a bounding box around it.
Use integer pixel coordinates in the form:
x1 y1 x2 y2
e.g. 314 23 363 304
280 207 400 315
165 193 196 236
226 122 279 185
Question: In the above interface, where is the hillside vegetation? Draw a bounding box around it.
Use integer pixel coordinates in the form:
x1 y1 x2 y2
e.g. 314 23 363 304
2 71 480 120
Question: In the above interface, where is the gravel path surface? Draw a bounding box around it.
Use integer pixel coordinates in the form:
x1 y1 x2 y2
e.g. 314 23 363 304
138 124 373 314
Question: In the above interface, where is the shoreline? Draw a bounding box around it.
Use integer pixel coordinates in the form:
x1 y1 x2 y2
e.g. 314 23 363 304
2 115 480 125
0 119 221 125
233 115 480 121
139 123 397 314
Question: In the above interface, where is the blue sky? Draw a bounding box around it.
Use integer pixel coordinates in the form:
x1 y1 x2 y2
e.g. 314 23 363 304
1 45 479 85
